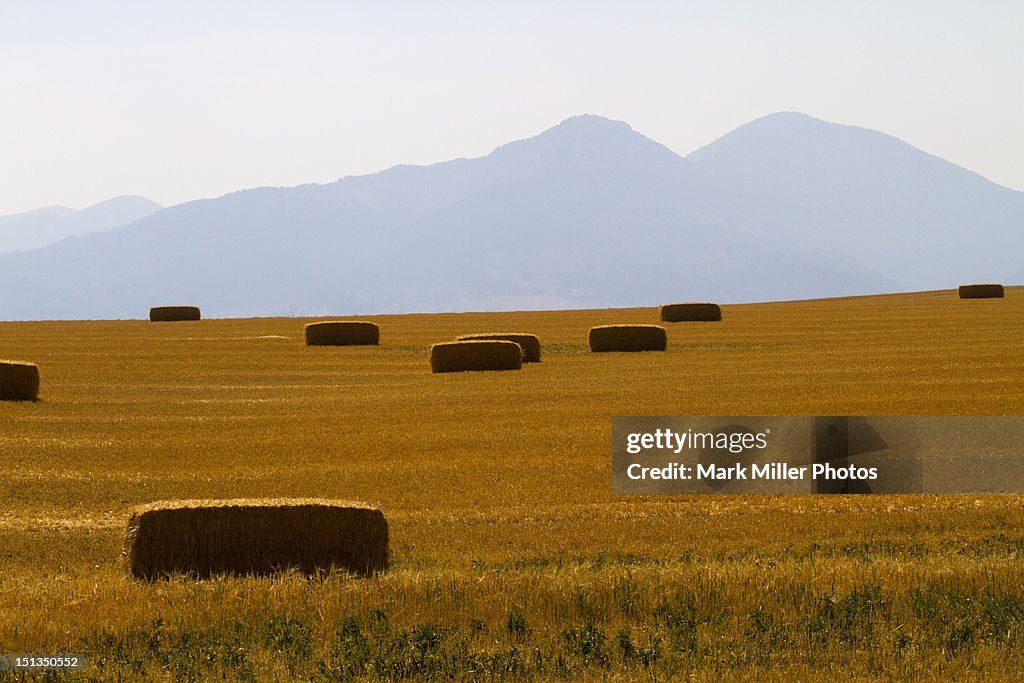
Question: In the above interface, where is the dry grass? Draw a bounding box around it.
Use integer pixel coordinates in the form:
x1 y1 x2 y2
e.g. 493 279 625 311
304 320 381 346
660 302 722 322
589 324 667 352
149 305 201 321
2 287 1024 679
0 359 39 401
430 339 523 373
456 333 542 362
125 498 388 580
959 284 1005 299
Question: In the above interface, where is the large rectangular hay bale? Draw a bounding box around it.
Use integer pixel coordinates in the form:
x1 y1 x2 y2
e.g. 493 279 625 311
150 305 202 321
125 499 388 579
304 321 380 346
589 325 667 352
429 340 523 373
0 360 39 401
958 284 1004 299
660 302 722 322
456 333 541 362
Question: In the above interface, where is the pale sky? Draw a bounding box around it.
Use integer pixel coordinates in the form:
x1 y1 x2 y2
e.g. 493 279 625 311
1 1 1021 215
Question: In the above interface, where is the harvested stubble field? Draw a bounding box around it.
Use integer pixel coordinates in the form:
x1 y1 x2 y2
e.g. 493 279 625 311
1 288 1023 681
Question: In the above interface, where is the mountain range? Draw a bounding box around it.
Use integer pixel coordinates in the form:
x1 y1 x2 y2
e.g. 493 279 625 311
0 196 161 254
1 113 1020 320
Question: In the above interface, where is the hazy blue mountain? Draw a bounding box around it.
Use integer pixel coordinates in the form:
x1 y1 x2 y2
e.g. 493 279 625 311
686 112 1024 289
0 195 162 253
0 114 1019 320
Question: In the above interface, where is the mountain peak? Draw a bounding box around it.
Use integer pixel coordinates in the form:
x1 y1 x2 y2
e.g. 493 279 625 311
549 113 634 133
528 114 640 148
86 195 163 210
486 113 685 178
688 112 840 158
0 194 163 254
491 114 639 152
751 111 824 125
688 110 997 186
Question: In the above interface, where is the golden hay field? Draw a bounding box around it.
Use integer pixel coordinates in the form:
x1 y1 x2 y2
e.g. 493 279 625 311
1 288 1023 681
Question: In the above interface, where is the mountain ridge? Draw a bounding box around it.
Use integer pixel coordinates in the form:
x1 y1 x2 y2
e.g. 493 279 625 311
0 195 163 254
0 113 1019 320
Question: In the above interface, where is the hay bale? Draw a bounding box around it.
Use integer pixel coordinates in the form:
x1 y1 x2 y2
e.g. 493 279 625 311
150 306 201 322
0 360 40 401
588 325 667 352
958 284 1004 299
304 321 380 346
125 498 388 580
660 302 722 322
429 340 523 373
456 333 542 362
